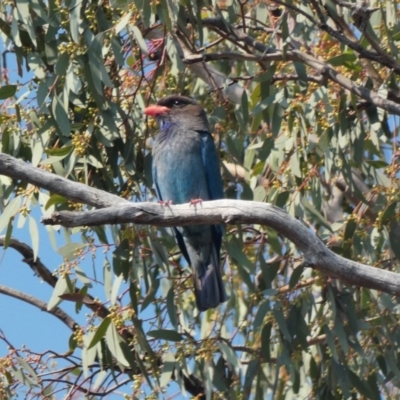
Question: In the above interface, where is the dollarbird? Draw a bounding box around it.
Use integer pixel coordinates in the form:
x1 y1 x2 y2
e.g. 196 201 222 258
144 95 227 312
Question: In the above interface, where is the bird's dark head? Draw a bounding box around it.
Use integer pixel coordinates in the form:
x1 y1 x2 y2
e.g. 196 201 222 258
144 95 210 132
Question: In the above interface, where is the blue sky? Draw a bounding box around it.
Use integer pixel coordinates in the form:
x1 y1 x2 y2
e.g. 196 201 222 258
0 210 72 354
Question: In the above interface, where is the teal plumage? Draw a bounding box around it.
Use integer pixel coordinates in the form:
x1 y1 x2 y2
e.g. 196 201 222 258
145 95 227 311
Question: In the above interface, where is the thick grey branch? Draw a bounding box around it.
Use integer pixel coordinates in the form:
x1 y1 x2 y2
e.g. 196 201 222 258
0 154 127 208
42 200 400 297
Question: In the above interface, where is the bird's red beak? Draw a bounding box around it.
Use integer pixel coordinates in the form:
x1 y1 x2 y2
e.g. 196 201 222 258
143 105 169 117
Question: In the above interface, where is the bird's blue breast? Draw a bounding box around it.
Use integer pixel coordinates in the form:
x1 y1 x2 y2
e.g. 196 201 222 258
152 128 210 204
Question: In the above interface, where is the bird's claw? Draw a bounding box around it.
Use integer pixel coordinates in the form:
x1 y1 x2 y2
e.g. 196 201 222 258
189 198 203 206
158 200 173 206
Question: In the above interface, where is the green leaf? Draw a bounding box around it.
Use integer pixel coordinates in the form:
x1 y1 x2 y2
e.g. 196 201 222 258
74 266 92 286
389 221 400 261
253 64 277 82
260 322 272 362
88 317 112 349
40 154 71 165
112 239 131 279
147 329 183 342
68 333 79 352
12 366 38 388
0 85 17 100
69 0 82 43
273 306 292 342
110 273 124 304
27 53 46 79
45 145 74 157
347 368 374 398
381 202 397 222
294 62 308 91
166 286 177 330
366 373 381 400
218 341 240 372
141 273 160 312
253 186 266 202
129 281 138 314
115 11 132 33
93 370 107 390
89 33 114 89
160 352 175 388
55 52 70 76
148 237 170 268
104 259 112 300
289 151 301 178
45 40 58 65
45 194 69 210
328 52 357 67
236 262 255 293
82 331 98 377
52 94 71 136
57 242 87 261
131 25 148 54
166 36 183 75
302 197 333 232
0 196 21 234
131 315 155 357
240 90 249 127
226 238 255 273
289 265 304 289
243 359 259 394
16 356 39 385
253 300 271 332
4 218 14 249
28 216 39 262
105 322 130 367
47 275 69 310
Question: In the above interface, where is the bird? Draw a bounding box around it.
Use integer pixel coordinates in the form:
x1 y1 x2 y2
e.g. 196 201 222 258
144 95 227 312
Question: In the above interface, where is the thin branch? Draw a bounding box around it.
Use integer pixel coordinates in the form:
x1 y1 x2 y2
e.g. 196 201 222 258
207 73 325 94
0 284 78 330
41 200 400 297
324 2 383 90
0 236 111 320
270 0 400 75
232 333 326 359
182 50 400 115
0 236 57 287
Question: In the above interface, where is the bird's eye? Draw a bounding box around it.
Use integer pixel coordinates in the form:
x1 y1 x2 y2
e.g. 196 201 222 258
173 100 181 107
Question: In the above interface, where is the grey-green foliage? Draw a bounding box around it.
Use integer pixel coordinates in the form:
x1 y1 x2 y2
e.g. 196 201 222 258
1 0 400 398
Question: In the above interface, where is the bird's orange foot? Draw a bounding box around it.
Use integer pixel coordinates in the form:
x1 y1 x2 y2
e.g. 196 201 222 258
158 200 173 206
189 198 203 206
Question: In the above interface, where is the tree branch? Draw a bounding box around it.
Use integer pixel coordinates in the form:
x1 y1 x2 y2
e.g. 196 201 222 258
271 0 400 75
0 154 126 208
0 284 78 331
41 200 400 297
183 49 400 115
0 236 111 320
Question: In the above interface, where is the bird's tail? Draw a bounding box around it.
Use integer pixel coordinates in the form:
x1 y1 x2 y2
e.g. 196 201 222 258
190 241 227 312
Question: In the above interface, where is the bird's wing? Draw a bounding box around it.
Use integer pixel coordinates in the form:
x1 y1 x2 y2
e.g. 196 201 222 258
152 162 162 200
153 160 191 264
199 131 224 200
198 131 224 251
